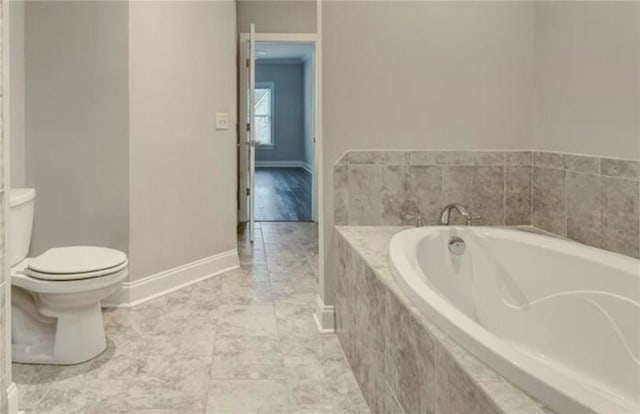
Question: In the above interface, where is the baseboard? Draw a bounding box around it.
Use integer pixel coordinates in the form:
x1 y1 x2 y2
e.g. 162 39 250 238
302 162 313 174
313 294 335 333
255 160 306 168
7 383 21 414
102 249 239 308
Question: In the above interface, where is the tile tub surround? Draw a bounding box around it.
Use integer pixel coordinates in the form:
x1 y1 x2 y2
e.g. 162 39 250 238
334 150 640 258
532 152 640 258
13 223 369 414
335 226 553 414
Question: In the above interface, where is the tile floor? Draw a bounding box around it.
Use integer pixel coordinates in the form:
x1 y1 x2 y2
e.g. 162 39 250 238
13 222 369 414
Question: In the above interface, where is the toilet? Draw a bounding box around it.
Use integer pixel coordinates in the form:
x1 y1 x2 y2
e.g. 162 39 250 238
9 188 128 365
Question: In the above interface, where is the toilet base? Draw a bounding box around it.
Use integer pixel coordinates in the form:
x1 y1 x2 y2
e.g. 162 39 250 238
12 302 108 365
10 267 127 365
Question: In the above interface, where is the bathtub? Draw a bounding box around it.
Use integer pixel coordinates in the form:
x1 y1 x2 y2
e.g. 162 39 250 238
388 226 640 414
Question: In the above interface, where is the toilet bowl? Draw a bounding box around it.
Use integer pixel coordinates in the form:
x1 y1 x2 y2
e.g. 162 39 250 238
9 189 128 365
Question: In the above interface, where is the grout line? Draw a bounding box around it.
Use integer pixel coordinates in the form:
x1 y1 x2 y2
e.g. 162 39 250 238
529 165 534 226
563 169 568 237
503 162 507 225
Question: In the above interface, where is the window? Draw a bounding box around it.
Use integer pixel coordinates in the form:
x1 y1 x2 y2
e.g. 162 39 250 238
254 82 274 147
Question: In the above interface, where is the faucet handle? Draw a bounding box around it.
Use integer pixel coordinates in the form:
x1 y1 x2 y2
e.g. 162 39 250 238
403 214 424 227
466 215 483 226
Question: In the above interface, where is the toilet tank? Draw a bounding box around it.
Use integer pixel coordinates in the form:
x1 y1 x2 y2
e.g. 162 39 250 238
9 188 35 267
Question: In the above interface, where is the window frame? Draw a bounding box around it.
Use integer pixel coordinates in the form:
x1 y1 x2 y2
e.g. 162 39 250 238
254 81 275 149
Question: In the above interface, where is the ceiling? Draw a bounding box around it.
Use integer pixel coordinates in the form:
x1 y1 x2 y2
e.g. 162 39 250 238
255 42 313 62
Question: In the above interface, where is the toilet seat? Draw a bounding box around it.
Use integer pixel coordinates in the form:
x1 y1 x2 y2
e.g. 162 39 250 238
26 260 128 281
25 246 128 281
12 267 128 295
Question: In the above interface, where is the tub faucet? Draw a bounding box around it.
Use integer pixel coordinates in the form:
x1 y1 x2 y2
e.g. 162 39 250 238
439 204 481 226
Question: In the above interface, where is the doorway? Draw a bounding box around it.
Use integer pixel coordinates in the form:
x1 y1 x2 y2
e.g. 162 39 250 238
238 34 318 237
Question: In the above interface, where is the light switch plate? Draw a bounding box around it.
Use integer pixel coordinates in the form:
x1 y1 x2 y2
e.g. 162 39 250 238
215 113 229 130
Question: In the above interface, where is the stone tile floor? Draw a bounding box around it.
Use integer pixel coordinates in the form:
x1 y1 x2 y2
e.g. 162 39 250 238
13 222 369 414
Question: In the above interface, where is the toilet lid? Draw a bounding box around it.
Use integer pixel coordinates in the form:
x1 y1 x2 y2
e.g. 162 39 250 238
27 246 128 276
26 259 128 281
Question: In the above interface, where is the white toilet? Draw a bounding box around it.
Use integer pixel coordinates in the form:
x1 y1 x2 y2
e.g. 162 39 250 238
9 188 128 365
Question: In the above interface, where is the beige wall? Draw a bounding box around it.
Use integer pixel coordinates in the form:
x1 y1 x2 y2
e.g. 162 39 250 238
23 1 237 284
25 1 130 255
321 0 535 305
534 1 640 160
128 1 237 280
10 0 25 188
237 0 316 33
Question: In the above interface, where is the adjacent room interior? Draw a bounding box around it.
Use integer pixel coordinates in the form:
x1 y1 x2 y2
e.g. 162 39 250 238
250 42 315 222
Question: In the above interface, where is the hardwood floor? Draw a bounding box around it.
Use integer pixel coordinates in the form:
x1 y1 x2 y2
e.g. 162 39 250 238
255 167 312 222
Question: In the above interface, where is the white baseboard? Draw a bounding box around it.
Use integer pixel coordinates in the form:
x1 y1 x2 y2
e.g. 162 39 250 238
7 383 21 414
102 249 239 308
255 160 305 168
302 162 313 174
313 295 335 333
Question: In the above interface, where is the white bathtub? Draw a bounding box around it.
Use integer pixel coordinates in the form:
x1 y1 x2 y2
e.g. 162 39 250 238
388 226 640 414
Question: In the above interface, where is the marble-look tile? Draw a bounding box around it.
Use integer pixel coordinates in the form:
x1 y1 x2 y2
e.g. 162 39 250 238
505 151 531 166
563 154 600 174
115 410 203 414
270 271 317 295
407 166 443 225
210 335 284 380
0 284 4 378
217 305 278 336
408 151 439 166
480 382 545 414
220 280 273 305
601 158 640 180
336 151 350 165
348 150 408 165
345 255 387 412
334 164 349 225
274 295 318 336
206 380 289 414
429 334 500 384
533 151 563 169
125 356 211 411
380 165 414 225
347 165 382 225
266 256 314 276
379 381 405 414
434 346 500 414
262 245 317 261
34 376 129 414
287 363 369 414
473 151 506 165
532 167 566 236
284 357 329 411
238 245 267 265
435 151 475 165
12 363 63 409
384 289 435 414
444 166 505 225
262 226 317 245
601 177 640 258
566 172 602 248
505 166 532 225
0 375 6 414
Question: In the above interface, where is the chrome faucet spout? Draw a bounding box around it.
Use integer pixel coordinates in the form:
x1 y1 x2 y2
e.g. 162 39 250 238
439 203 478 225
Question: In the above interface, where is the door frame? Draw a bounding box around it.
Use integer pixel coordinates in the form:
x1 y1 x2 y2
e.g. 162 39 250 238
238 32 320 223
3 0 20 410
